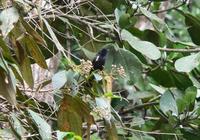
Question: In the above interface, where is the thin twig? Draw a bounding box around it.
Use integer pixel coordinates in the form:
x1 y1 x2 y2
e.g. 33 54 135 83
120 102 159 114
123 127 182 136
158 47 200 52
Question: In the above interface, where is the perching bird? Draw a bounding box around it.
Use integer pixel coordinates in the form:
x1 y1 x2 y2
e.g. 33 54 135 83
92 48 108 71
85 48 108 88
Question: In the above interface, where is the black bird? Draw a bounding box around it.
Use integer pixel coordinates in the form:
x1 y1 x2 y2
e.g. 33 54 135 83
85 48 108 88
92 48 108 71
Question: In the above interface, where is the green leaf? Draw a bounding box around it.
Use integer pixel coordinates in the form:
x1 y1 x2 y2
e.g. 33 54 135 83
131 117 145 126
91 133 101 140
142 135 156 140
13 40 34 87
0 7 19 37
139 7 175 42
119 13 130 28
176 98 187 114
10 113 26 138
127 91 155 100
20 55 34 88
21 19 46 46
0 67 16 105
93 73 103 81
184 86 197 107
114 6 126 25
52 70 67 90
0 37 14 61
121 29 161 60
189 73 200 88
105 45 142 83
150 84 166 94
56 131 82 140
43 18 65 53
160 90 178 116
81 48 96 60
184 13 200 45
57 95 93 136
28 109 52 140
21 35 47 69
95 97 111 121
0 129 15 140
57 131 70 140
175 53 200 72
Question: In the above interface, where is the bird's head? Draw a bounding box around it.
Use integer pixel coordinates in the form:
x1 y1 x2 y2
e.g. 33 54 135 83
98 48 108 57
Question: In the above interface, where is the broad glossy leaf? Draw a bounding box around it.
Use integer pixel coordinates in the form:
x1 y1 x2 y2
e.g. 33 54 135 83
105 45 142 84
176 98 187 114
52 70 67 90
28 109 52 140
121 30 161 60
175 53 200 72
160 90 178 116
114 6 126 25
0 7 19 37
184 13 200 45
150 84 166 94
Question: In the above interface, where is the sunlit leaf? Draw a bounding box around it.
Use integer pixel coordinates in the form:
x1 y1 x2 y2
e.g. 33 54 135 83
160 90 178 116
121 29 161 60
0 129 15 140
175 53 200 72
43 18 65 53
28 109 52 140
52 70 67 90
0 7 19 37
56 130 82 140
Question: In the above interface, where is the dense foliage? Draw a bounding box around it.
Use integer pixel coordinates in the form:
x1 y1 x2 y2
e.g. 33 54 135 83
0 0 200 139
